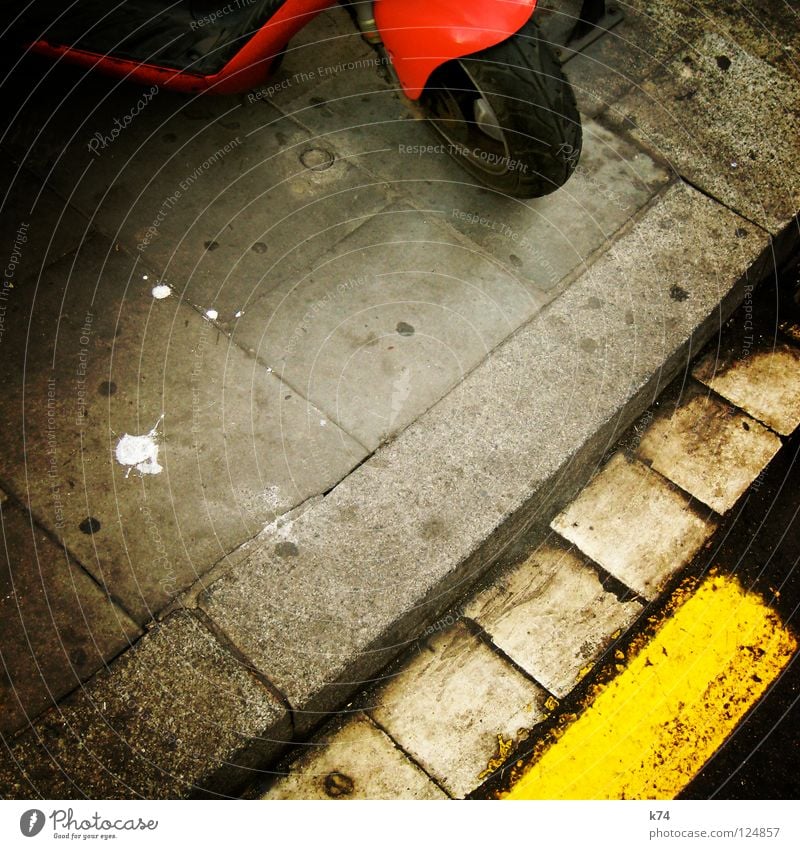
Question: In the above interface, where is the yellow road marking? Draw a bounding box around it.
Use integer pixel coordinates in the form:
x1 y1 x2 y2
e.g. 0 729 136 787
504 574 796 800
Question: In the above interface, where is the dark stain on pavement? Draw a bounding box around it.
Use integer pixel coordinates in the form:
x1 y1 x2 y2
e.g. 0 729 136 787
79 517 101 535
670 284 689 302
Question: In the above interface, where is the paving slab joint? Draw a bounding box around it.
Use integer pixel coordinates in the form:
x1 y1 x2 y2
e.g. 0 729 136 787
363 713 455 799
0 480 141 627
192 606 297 739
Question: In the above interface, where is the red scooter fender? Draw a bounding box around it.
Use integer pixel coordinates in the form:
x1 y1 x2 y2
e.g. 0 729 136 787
375 0 538 99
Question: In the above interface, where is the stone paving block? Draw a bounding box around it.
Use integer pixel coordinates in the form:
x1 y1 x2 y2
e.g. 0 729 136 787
0 234 365 622
232 200 544 449
199 181 769 732
610 31 800 234
638 387 782 513
464 542 642 698
263 712 446 800
0 498 140 737
693 342 800 437
564 0 800 118
370 622 548 799
0 610 291 798
552 453 716 599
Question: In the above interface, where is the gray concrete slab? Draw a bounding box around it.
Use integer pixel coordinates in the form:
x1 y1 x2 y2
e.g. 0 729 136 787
564 0 800 118
199 182 770 732
280 84 670 295
0 162 89 292
608 32 800 234
0 495 140 737
0 610 292 798
1 59 392 325
0 234 365 623
231 200 543 449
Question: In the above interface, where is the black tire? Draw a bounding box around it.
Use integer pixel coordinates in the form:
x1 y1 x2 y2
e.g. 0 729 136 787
420 17 582 197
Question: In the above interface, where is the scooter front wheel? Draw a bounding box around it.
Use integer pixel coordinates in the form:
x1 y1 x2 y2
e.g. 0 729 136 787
419 18 581 198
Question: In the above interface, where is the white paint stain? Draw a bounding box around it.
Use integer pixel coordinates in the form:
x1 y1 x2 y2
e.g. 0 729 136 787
151 284 171 299
234 309 244 318
115 414 165 477
205 308 219 321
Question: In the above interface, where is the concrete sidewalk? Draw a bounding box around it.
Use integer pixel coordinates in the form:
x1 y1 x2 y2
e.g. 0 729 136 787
0 1 798 797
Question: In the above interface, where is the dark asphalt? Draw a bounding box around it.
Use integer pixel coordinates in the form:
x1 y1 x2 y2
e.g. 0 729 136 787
681 256 800 800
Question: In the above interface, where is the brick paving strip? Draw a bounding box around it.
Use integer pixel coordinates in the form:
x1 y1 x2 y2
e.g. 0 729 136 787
1 1 799 797
260 289 800 800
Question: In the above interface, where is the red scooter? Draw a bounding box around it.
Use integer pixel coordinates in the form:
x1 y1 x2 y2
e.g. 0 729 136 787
19 1 582 197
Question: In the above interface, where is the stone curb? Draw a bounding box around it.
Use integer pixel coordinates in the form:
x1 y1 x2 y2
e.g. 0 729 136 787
261 250 800 802
0 611 292 799
197 180 775 727
0 177 791 797
2 176 792 797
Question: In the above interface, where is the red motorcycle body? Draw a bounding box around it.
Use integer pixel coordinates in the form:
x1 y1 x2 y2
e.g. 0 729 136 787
28 0 537 99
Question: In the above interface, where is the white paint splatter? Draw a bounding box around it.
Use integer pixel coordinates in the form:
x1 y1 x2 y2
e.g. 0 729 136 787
234 309 244 318
115 414 165 477
142 274 149 280
151 284 171 299
320 419 327 427
205 308 219 321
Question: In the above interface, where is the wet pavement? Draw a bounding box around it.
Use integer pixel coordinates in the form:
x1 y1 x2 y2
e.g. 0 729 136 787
0 4 673 739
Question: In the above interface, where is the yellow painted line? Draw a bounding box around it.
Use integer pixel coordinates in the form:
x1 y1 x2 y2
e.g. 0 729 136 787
504 574 797 800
